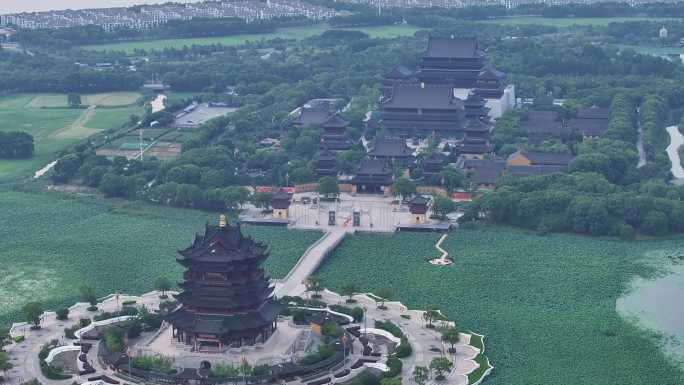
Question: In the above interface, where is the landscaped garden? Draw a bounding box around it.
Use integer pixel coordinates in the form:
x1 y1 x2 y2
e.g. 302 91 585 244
315 228 684 385
0 190 320 327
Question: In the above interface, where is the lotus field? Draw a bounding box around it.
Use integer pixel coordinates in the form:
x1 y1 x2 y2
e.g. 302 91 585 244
0 190 320 327
315 229 684 385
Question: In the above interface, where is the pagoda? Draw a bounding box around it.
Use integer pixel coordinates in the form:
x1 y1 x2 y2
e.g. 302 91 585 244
165 216 283 352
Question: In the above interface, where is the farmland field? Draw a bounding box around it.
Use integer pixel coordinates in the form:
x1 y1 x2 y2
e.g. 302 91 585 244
0 93 143 181
0 190 320 327
481 16 679 27
79 24 422 53
315 229 684 385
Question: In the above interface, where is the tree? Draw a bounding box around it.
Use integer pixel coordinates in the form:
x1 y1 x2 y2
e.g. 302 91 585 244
641 210 669 236
22 302 43 329
79 285 98 311
55 308 69 321
438 168 464 193
154 277 172 298
393 177 416 199
252 192 273 210
432 196 456 219
340 283 359 303
413 365 430 385
0 132 34 159
67 93 81 108
304 276 323 298
318 176 339 199
0 328 9 350
429 357 453 381
52 154 81 183
441 326 460 353
375 287 392 309
423 305 440 328
0 351 12 382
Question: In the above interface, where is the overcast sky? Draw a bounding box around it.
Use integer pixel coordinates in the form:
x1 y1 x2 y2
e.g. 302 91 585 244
1 0 203 14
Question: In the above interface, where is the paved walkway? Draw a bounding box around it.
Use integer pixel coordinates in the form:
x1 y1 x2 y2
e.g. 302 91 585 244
637 110 647 168
666 125 684 182
5 292 166 385
314 290 482 385
275 229 347 298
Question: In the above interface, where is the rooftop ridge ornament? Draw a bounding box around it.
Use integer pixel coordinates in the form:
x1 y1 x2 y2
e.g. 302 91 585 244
219 214 227 228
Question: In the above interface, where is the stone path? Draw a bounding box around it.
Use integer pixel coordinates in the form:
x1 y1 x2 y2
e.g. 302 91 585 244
275 229 347 298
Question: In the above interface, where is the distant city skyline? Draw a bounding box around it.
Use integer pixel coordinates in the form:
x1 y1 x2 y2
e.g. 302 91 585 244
0 0 204 15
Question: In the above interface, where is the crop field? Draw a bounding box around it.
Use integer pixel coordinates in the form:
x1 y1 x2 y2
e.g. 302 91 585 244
481 16 678 27
80 24 422 53
315 228 684 385
0 93 143 181
0 190 320 327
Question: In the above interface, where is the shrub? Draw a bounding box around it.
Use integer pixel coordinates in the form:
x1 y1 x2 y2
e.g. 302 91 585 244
131 355 175 374
103 328 124 353
299 345 335 365
351 307 364 322
374 320 403 338
292 309 307 324
13 335 25 343
64 325 80 339
329 304 353 316
39 360 71 380
394 337 412 358
322 322 344 339
385 356 402 377
55 308 69 321
122 300 137 306
79 318 91 328
252 364 270 376
209 362 239 378
126 320 143 338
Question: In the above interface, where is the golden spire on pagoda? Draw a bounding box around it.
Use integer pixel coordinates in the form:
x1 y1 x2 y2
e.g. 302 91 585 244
219 214 227 228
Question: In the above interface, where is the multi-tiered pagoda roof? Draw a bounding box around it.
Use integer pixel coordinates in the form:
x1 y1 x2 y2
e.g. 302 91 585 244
165 219 282 351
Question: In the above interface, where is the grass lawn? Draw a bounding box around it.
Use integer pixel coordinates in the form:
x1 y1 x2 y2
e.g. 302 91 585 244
0 93 143 182
481 16 680 27
315 229 684 385
616 44 684 56
0 190 320 327
79 24 422 53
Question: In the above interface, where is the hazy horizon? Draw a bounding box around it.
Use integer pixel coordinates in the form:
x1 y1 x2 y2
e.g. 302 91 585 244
0 0 204 15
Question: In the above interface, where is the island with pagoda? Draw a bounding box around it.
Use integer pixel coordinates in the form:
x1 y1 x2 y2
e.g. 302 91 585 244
9 217 492 385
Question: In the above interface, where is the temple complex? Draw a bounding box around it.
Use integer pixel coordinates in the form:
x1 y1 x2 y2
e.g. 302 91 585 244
377 36 515 139
378 83 466 138
320 114 353 151
164 217 282 352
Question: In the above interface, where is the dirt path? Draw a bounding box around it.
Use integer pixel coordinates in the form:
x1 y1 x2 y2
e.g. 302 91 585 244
53 106 98 139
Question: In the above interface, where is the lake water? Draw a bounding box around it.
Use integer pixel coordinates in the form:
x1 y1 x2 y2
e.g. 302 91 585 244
1 1 203 14
617 258 684 367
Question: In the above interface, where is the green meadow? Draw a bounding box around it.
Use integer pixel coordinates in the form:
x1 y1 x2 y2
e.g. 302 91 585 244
481 16 680 27
0 93 143 182
79 24 422 53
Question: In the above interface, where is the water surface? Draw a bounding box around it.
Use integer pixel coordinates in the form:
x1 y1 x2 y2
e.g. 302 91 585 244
617 259 684 366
